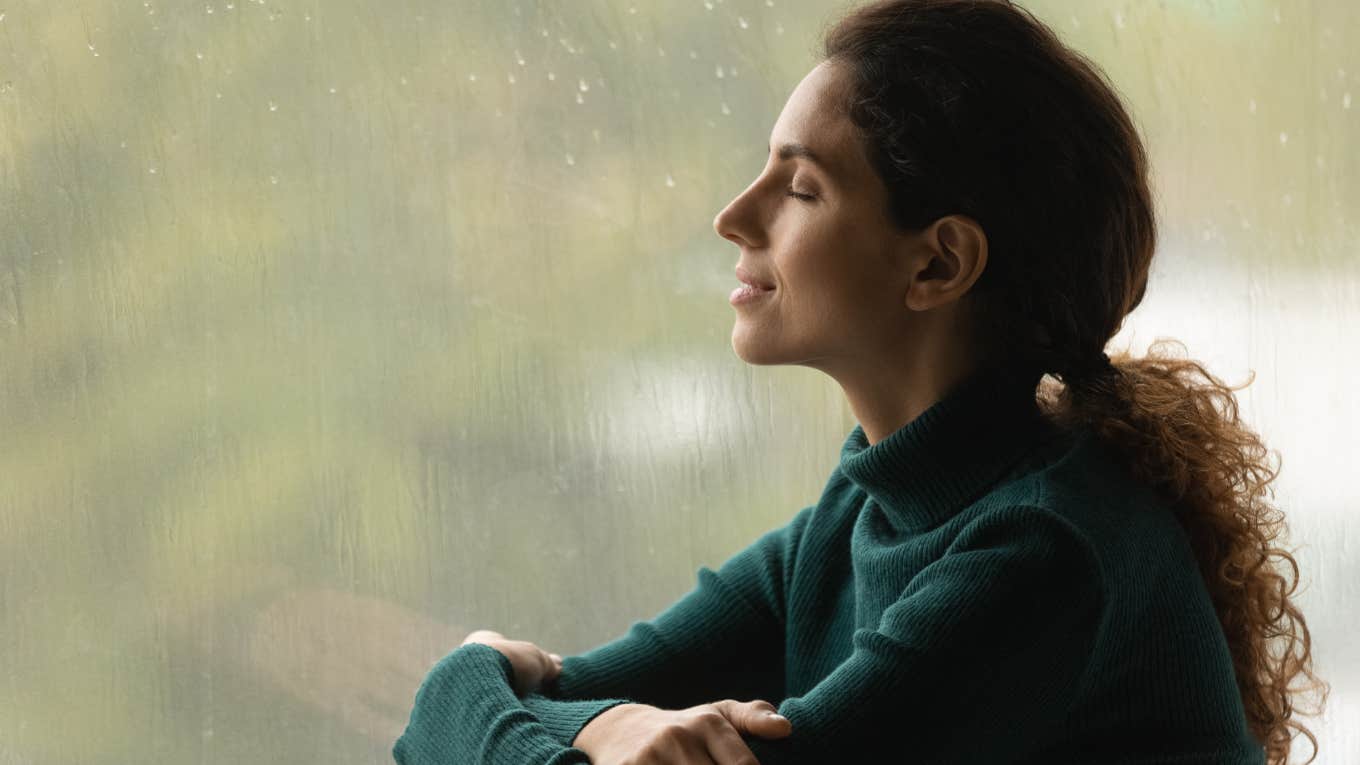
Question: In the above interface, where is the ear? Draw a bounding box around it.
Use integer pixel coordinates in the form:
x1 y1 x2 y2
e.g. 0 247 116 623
904 215 988 312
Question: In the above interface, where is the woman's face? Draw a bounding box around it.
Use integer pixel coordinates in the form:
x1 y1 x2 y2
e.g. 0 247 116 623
713 60 924 376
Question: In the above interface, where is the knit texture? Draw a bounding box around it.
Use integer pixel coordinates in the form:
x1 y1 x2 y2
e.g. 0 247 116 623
393 364 1267 764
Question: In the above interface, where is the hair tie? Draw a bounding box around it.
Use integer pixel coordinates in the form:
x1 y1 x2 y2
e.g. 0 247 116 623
1066 350 1115 384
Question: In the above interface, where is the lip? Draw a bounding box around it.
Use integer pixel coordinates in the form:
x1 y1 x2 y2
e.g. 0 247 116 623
735 264 776 290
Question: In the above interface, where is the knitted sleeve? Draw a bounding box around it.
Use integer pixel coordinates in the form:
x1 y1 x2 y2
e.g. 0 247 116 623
740 506 1105 764
393 504 815 763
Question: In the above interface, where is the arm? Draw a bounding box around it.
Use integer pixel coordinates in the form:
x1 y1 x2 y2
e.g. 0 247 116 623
521 504 816 744
396 504 815 757
739 506 1105 764
393 641 618 764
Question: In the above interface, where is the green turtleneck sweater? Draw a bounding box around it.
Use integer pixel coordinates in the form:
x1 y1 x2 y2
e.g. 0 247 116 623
393 365 1266 764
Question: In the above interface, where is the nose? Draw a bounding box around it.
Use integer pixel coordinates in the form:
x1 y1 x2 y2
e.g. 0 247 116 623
713 195 751 248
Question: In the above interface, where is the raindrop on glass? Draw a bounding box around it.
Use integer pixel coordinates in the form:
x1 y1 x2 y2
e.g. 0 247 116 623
196 51 204 60
268 100 277 111
269 175 278 185
575 92 584 104
328 86 337 93
765 0 774 5
547 71 556 81
721 102 731 115
738 17 748 29
565 153 575 166
149 167 157 174
578 78 589 92
507 73 516 84
1279 131 1288 145
715 65 724 79
1344 93 1352 110
1248 99 1256 114
515 50 526 66
665 173 676 188
704 2 714 9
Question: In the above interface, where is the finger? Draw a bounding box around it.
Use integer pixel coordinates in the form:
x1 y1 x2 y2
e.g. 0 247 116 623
701 716 764 765
532 645 562 685
667 727 719 765
746 702 792 739
714 699 792 739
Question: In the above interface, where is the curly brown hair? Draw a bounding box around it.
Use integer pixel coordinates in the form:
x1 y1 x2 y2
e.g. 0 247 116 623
822 1 1328 761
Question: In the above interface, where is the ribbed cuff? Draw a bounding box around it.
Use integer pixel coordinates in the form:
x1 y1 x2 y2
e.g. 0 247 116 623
521 693 634 747
394 642 595 764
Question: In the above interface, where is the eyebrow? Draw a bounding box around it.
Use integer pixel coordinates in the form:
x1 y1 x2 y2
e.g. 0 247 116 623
768 141 834 177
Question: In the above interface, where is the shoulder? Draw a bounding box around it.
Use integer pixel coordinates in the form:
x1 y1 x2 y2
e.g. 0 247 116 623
942 504 1107 607
953 503 1101 565
1016 427 1187 561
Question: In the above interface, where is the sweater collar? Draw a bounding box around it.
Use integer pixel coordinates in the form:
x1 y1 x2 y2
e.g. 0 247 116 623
838 364 1050 534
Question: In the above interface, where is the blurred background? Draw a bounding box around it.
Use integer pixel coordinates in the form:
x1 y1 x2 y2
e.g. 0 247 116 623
0 0 1356 762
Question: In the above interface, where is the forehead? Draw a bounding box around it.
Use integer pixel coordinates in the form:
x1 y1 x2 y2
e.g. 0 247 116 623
770 61 862 179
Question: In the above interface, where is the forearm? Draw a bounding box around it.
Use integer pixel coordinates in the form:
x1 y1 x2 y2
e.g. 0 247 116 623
545 568 785 710
394 643 596 764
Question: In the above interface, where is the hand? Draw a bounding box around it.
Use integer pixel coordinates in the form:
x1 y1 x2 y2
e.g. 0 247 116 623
461 629 563 696
572 699 792 764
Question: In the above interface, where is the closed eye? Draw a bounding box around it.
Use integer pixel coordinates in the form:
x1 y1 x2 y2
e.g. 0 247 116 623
785 188 816 202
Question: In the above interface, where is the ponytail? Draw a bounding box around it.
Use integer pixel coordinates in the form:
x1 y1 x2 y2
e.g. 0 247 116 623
1041 338 1328 762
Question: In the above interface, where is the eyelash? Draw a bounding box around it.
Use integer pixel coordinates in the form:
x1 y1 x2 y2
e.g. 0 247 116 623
785 188 816 202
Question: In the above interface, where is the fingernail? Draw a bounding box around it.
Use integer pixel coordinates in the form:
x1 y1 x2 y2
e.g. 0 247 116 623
764 712 786 720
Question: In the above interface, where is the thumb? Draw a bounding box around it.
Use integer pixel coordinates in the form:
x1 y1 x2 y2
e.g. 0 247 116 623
714 699 792 739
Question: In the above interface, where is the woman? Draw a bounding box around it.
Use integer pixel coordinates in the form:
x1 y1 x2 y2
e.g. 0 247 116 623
395 1 1326 762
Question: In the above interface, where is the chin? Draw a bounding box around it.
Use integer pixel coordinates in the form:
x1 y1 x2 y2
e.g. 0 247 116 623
730 326 781 366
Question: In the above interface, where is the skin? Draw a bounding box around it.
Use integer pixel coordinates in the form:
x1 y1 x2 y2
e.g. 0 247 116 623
461 630 563 696
713 59 991 447
465 60 994 761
